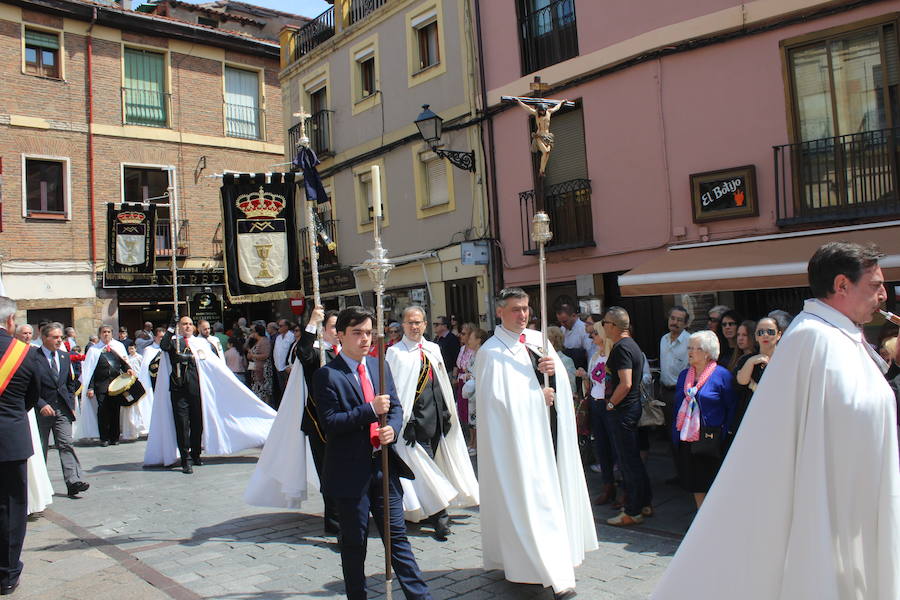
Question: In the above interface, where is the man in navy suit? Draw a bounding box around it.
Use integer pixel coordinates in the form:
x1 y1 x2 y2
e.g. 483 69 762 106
313 306 432 600
0 296 41 595
34 322 89 499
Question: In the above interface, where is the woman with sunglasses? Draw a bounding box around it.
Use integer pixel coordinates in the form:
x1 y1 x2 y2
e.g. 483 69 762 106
732 314 790 433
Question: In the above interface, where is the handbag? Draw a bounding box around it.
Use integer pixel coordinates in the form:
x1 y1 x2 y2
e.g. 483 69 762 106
691 407 723 459
637 362 665 427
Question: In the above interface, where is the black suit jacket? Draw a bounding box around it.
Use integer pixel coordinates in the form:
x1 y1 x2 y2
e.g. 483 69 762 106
34 347 79 417
160 332 200 397
295 328 336 441
0 331 41 462
313 354 412 498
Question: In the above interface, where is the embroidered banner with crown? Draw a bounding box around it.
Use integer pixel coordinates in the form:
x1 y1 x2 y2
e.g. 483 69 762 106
106 204 156 276
220 172 300 303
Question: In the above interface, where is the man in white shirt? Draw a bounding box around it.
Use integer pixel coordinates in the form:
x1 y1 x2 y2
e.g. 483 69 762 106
659 306 690 419
134 322 154 354
272 318 295 410
555 304 593 381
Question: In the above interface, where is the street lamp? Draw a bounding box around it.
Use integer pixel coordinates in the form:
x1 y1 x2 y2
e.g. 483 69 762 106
414 104 475 172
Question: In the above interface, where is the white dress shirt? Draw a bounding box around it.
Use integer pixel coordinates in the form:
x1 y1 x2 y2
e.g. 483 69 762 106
273 331 295 372
562 318 594 356
659 329 690 387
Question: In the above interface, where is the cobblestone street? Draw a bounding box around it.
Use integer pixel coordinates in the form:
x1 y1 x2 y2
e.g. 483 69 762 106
18 439 692 600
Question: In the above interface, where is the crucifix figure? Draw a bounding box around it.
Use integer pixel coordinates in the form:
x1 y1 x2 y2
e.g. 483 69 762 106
502 76 574 177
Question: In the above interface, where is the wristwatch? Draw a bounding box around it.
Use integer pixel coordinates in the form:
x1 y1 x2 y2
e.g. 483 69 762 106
607 401 615 410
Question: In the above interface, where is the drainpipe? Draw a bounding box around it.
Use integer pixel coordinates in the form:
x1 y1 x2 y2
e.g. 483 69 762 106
86 7 98 275
473 0 502 326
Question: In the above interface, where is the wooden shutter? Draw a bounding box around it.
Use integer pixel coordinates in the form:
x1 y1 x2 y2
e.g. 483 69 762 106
124 48 166 126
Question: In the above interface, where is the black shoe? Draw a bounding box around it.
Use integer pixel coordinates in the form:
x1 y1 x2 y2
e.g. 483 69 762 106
554 589 576 600
191 456 203 466
100 441 110 447
0 579 20 595
110 441 119 446
72 481 89 494
181 459 193 474
434 525 450 541
67 486 83 499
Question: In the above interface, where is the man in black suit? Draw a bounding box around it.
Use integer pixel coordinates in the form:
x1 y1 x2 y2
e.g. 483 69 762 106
295 306 340 535
161 316 203 474
0 297 41 596
431 316 459 373
35 323 88 499
313 306 432 600
87 326 131 446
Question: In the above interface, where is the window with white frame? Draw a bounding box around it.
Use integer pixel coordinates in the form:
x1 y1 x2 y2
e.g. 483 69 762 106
413 14 439 71
24 29 61 79
225 66 262 140
24 157 67 216
420 150 448 207
356 47 376 100
359 170 374 223
124 48 168 127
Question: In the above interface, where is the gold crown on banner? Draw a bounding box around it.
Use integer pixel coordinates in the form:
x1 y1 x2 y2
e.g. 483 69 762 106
236 186 285 219
117 211 146 224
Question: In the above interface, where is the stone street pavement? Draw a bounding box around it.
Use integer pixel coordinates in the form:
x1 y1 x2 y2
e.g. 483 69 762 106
17 438 692 600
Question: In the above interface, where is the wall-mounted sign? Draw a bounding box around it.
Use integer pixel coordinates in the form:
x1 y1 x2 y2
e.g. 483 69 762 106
190 291 223 324
690 165 758 223
461 241 490 265
102 269 225 288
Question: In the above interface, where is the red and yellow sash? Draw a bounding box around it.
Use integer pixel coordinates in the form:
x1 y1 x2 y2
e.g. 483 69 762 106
0 339 30 396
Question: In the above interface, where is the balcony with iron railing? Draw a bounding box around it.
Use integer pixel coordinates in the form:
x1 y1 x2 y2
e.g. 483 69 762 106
288 110 334 159
225 103 264 140
519 0 578 75
774 127 900 227
349 0 387 26
123 87 170 127
156 219 189 257
292 5 335 61
520 178 594 254
300 219 339 268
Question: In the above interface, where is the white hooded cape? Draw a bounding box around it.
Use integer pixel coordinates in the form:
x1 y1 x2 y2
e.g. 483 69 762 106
473 326 597 593
385 337 479 522
26 409 53 514
143 335 276 466
653 299 900 600
74 339 127 440
244 358 319 508
129 345 161 437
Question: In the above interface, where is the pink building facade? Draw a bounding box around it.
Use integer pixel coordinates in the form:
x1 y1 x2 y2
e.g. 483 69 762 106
477 0 900 348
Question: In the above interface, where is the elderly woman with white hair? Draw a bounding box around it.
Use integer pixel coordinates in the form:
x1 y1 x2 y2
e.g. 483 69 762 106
672 330 738 509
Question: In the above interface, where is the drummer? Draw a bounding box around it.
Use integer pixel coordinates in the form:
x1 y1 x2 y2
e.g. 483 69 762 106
86 326 133 446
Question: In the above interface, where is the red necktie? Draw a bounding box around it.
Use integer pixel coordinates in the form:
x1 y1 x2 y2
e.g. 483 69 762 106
519 334 526 344
104 345 111 352
356 363 380 449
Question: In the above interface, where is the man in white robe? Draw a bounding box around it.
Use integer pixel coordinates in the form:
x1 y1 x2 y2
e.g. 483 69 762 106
385 306 478 540
132 327 166 438
653 241 900 600
144 317 276 473
473 288 597 599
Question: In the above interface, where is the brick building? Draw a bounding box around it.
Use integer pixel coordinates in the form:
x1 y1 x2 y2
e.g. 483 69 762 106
0 0 296 342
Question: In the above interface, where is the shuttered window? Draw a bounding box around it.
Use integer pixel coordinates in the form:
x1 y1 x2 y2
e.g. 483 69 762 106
542 106 587 187
124 48 167 127
225 66 261 139
421 151 449 206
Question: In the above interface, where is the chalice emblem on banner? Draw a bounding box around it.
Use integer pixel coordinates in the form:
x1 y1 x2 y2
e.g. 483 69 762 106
235 187 288 287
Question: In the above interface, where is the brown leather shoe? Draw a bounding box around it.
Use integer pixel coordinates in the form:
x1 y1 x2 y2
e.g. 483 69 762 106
593 484 615 505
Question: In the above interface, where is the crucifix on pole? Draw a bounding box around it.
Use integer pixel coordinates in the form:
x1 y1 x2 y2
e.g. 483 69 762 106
501 76 574 213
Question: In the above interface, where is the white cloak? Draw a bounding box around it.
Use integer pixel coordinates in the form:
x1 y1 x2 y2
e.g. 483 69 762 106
385 337 479 522
26 409 53 515
143 335 276 466
74 339 128 440
653 299 900 600
129 345 161 437
473 326 597 593
244 358 319 508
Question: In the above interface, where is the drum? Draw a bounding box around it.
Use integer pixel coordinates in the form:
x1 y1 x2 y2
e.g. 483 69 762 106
108 373 146 406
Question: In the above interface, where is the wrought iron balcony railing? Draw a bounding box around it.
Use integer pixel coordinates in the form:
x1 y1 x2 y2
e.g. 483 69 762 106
123 87 169 127
300 219 339 268
349 0 387 26
156 219 189 257
519 0 578 75
520 178 594 254
774 127 900 227
288 109 334 159
292 6 335 61
225 103 264 140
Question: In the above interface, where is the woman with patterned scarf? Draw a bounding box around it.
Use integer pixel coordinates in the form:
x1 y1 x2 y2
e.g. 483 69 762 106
672 330 738 509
